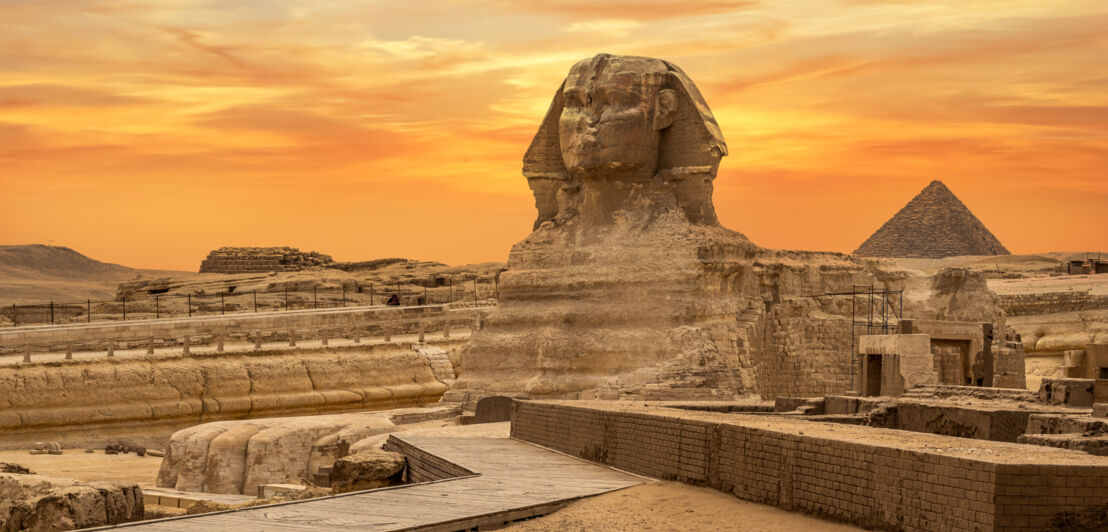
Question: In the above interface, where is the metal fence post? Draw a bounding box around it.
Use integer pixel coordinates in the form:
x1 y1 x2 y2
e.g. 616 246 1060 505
342 286 346 308
253 290 258 313
122 297 127 321
49 301 54 325
423 282 428 304
473 278 478 305
313 287 318 309
155 295 160 319
284 287 289 311
11 304 17 326
220 291 225 315
87 300 91 323
370 283 374 306
188 293 192 317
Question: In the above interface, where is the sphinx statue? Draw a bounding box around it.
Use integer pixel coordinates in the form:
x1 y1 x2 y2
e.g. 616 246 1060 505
448 53 1008 403
452 54 762 400
523 53 727 230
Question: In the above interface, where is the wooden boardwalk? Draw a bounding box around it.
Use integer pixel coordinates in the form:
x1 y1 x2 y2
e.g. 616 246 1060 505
105 436 643 531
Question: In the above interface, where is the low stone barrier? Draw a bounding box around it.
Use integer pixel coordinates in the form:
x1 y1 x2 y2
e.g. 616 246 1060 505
0 341 463 449
512 400 1108 531
0 304 487 350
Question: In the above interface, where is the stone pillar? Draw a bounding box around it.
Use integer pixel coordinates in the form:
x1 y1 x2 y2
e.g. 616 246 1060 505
289 331 297 347
384 330 391 342
65 343 73 360
216 334 225 353
107 340 115 357
182 335 191 356
321 330 329 347
147 337 155 355
418 323 425 343
352 329 361 344
22 345 31 363
254 333 263 350
443 321 451 338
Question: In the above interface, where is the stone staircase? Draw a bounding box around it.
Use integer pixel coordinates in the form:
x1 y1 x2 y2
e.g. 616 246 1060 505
414 344 456 384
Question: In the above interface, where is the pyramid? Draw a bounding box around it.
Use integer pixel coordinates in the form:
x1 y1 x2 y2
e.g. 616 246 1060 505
853 180 1010 258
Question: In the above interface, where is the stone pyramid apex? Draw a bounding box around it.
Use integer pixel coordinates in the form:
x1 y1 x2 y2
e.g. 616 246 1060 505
853 181 1009 258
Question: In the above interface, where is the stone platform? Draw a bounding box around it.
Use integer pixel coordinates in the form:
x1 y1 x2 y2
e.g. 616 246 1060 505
511 399 1108 531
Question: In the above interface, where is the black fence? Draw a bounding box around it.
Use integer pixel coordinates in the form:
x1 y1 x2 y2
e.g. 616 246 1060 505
2 279 498 327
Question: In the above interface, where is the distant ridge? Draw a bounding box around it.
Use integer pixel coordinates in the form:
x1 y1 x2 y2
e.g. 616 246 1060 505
853 180 1010 259
0 244 135 280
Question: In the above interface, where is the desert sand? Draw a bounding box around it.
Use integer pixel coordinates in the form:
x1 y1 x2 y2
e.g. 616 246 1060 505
507 481 863 531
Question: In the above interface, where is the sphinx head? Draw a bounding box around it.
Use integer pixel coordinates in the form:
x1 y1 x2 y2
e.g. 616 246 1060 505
523 53 727 228
559 55 677 180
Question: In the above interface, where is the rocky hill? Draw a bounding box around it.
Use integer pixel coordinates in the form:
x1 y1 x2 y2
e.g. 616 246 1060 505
0 245 179 305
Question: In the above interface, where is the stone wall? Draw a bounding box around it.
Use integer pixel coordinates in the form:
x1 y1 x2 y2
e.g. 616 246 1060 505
0 341 463 449
512 400 1108 531
199 246 333 274
753 299 853 399
997 292 1108 317
0 304 476 350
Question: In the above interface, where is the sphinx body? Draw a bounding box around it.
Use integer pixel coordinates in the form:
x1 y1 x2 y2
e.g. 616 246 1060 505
450 54 1005 401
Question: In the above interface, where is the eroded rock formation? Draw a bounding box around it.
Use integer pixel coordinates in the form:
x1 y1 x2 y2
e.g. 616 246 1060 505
450 54 1008 402
0 473 143 530
156 405 456 495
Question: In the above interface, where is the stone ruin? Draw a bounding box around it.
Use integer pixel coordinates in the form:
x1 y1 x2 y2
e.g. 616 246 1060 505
449 53 1010 403
198 246 334 274
853 180 1010 258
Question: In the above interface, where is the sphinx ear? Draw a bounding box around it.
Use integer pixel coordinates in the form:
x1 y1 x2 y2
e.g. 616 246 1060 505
653 89 677 130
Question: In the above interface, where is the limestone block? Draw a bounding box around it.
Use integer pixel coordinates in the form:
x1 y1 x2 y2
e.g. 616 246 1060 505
858 334 931 356
328 450 405 494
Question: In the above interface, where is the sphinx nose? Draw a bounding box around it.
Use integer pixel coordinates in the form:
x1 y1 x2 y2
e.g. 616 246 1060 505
581 111 600 129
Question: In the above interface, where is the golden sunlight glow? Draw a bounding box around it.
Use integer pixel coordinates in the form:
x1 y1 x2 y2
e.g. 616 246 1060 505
1 0 1105 269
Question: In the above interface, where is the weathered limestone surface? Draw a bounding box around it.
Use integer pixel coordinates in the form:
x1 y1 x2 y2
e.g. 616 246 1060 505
452 54 1007 402
854 180 1010 258
0 342 462 449
328 450 406 494
198 246 333 274
0 473 143 530
156 405 457 495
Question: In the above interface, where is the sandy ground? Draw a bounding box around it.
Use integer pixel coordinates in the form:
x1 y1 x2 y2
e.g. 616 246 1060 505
0 449 163 485
507 481 862 531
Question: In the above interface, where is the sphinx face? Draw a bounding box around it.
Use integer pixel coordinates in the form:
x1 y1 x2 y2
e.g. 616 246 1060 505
558 56 668 180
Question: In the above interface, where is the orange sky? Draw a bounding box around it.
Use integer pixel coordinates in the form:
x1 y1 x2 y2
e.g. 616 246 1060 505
2 0 1106 270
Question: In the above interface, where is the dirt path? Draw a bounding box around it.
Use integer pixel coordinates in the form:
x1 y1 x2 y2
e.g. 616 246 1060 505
506 481 863 531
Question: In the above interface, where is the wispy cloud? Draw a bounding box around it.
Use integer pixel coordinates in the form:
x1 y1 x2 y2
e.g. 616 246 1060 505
0 0 1105 269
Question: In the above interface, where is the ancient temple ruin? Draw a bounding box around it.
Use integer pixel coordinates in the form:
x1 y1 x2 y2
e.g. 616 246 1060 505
198 246 334 274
